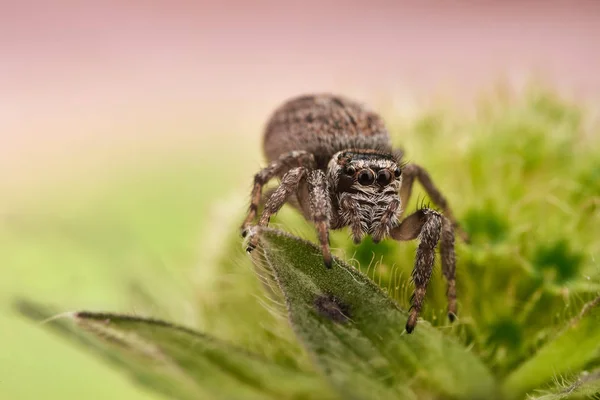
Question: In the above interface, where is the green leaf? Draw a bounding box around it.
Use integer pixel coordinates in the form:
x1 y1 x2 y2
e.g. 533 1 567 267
504 296 600 399
527 368 600 400
15 300 336 400
250 227 497 400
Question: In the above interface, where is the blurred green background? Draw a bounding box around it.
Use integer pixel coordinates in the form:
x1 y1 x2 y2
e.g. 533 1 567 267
1 120 262 399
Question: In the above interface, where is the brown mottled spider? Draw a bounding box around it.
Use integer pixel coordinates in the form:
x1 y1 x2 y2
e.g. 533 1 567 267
241 94 467 333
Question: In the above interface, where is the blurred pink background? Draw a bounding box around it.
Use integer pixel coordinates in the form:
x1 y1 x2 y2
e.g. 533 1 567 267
2 1 599 195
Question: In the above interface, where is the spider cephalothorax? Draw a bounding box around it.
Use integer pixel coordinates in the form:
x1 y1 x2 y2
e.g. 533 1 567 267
241 93 467 333
328 150 403 243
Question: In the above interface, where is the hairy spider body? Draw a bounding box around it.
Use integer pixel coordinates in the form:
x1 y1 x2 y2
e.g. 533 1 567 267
242 94 465 333
263 94 393 168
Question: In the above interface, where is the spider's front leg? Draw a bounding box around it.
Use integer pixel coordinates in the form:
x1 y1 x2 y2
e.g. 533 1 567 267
245 166 308 252
241 151 315 236
307 170 333 268
391 208 456 333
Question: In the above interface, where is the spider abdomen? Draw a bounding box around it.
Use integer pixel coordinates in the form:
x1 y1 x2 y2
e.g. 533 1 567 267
263 94 393 170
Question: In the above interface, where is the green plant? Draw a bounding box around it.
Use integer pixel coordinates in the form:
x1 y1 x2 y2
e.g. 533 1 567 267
10 86 600 399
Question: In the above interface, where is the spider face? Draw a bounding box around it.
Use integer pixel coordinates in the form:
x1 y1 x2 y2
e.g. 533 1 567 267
328 150 403 243
332 150 402 192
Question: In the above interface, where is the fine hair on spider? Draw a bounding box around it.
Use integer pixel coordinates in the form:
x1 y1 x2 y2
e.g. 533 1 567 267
241 93 468 333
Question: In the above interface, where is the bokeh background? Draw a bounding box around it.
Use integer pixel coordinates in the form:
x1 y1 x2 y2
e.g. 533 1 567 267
2 1 599 399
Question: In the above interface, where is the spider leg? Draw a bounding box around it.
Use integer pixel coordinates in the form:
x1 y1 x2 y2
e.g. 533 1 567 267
307 169 333 268
399 163 469 242
440 216 457 321
262 187 302 212
391 208 455 333
246 166 308 252
241 151 315 235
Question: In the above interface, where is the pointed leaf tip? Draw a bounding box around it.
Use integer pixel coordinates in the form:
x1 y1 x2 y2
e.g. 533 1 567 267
16 299 335 400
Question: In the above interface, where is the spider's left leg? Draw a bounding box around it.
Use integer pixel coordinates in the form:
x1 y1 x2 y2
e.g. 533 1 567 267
307 169 333 268
246 166 308 252
391 208 445 333
440 216 457 321
398 162 469 242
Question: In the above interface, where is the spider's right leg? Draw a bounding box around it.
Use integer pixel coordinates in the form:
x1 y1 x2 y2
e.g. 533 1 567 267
241 151 315 235
245 167 308 252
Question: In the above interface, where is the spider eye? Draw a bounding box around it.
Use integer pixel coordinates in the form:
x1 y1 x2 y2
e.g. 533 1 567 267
357 169 375 186
377 169 392 185
394 167 402 178
344 165 356 176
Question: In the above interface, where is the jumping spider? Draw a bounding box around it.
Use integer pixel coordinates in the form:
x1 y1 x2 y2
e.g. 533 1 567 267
241 94 467 333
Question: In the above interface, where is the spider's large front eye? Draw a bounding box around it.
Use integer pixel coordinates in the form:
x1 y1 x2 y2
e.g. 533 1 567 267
377 169 392 185
358 169 375 186
344 165 356 176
